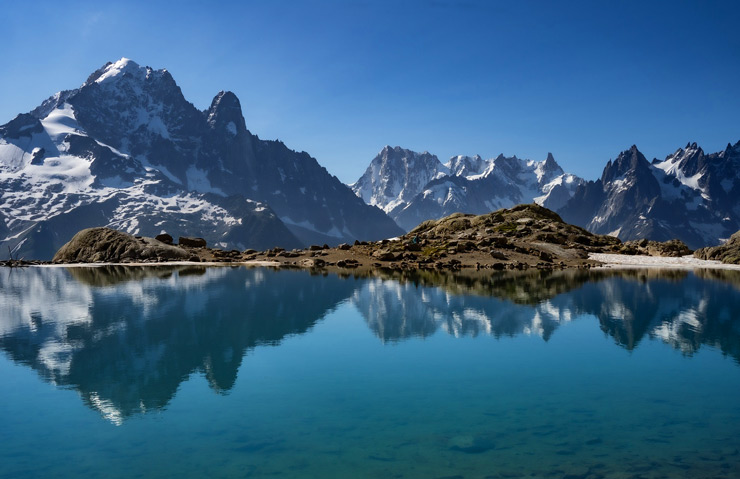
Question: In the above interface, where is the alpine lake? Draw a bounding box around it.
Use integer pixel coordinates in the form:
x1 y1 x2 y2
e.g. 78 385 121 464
1 265 739 479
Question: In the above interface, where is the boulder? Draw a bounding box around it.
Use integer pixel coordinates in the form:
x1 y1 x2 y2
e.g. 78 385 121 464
178 236 207 248
372 249 396 261
155 233 173 245
53 228 189 263
299 258 325 268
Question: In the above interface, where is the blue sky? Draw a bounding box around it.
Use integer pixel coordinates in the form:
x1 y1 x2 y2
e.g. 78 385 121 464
2 0 739 182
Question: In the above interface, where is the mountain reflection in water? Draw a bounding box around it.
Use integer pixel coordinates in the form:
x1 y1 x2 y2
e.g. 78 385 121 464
0 265 738 424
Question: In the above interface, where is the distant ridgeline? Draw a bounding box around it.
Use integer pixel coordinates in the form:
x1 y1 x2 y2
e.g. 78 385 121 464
0 58 402 260
351 141 740 249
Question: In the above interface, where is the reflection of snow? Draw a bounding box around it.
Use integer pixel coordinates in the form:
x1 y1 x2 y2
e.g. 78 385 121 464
0 268 92 337
0 266 235 424
88 393 124 426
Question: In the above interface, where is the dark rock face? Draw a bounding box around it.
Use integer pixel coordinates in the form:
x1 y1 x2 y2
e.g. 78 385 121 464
53 227 189 263
178 236 206 248
0 113 44 139
155 233 173 244
0 58 401 260
559 142 740 248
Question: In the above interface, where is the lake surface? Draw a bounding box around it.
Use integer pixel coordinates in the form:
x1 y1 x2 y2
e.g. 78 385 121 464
1 266 739 478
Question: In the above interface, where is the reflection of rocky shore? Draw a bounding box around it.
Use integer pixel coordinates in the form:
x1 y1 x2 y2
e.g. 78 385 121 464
0 267 356 424
65 264 208 286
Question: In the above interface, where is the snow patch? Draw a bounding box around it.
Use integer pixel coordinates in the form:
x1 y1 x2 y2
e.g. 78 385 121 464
186 166 226 196
94 58 143 84
41 103 81 142
590 253 740 270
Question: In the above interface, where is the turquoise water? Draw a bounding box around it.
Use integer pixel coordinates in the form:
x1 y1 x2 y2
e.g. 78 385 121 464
1 266 739 478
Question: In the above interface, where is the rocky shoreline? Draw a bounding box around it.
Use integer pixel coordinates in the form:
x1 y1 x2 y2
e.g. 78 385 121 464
3 204 707 272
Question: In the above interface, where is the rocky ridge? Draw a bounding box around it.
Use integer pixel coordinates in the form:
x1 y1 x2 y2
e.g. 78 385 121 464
39 204 695 272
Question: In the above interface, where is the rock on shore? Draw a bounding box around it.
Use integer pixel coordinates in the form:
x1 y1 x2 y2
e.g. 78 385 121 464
53 228 190 263
695 231 740 264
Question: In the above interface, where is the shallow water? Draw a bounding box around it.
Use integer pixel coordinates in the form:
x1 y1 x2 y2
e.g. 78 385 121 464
1 266 739 478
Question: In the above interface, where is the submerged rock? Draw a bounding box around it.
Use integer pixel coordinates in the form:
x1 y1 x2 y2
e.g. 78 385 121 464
53 228 189 263
447 435 496 454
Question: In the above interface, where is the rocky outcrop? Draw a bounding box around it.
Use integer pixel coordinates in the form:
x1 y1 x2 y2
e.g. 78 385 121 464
619 238 693 257
694 231 740 264
52 227 189 263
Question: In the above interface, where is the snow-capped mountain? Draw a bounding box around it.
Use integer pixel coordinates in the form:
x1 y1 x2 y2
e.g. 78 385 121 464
352 146 582 231
559 142 740 248
0 58 402 259
351 146 447 214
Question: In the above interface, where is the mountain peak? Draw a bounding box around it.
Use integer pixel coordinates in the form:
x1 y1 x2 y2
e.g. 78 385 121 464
206 91 246 135
92 58 144 84
601 145 650 184
380 145 412 156
352 146 444 209
544 152 558 169
82 58 175 91
211 90 240 107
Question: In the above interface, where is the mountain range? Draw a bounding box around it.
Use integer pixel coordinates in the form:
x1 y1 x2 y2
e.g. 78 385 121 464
351 146 581 231
0 58 402 260
351 141 740 248
2 58 738 259
560 142 740 248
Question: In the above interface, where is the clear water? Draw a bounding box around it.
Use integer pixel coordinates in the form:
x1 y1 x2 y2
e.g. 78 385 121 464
1 266 739 478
